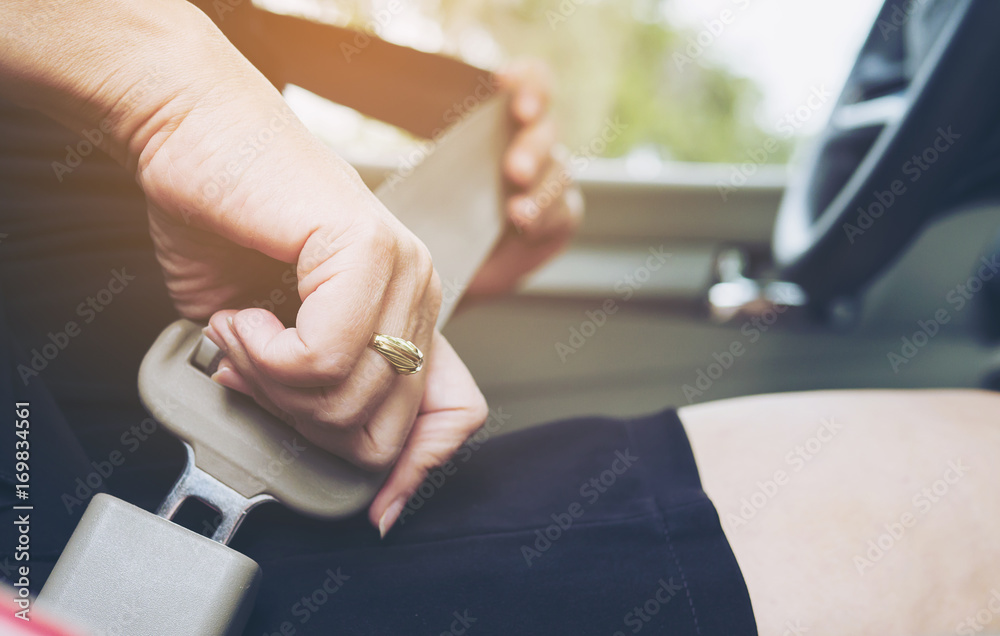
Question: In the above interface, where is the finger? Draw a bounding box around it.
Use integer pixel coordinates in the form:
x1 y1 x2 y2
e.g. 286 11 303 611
510 160 583 238
504 118 557 188
209 356 254 395
255 327 427 459
245 309 430 472
209 271 437 468
466 225 574 296
497 59 553 124
209 307 394 437
296 360 425 472
208 309 381 462
207 309 302 424
229 222 396 388
369 333 487 536
519 183 584 241
316 263 438 464
301 239 439 437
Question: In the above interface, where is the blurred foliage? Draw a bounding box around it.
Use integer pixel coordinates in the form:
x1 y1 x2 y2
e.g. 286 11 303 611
325 0 792 163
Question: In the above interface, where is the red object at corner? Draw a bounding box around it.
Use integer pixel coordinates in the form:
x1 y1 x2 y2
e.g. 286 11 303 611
1 593 81 636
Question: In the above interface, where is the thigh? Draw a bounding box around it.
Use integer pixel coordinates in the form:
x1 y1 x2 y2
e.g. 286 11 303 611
680 389 1000 636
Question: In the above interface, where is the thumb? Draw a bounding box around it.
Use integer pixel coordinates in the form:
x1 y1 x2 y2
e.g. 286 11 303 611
368 333 487 537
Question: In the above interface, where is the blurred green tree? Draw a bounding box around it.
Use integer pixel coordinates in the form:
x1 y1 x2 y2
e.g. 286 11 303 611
322 0 792 163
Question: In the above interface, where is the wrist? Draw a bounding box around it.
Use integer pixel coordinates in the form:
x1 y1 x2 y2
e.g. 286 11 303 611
135 72 375 268
1 1 253 167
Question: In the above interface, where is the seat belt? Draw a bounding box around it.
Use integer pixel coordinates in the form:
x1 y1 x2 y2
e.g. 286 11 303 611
35 56 509 636
190 0 496 140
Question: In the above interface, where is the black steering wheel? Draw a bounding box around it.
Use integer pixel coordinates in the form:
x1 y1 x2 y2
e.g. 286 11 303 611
773 0 1000 306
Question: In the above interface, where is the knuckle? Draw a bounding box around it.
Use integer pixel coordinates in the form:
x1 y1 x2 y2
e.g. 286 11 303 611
401 235 435 279
355 436 399 472
357 357 390 387
401 237 441 316
305 350 354 385
356 220 399 268
424 268 443 318
312 390 369 430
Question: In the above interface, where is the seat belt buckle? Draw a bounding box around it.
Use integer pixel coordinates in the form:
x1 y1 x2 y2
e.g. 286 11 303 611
34 91 510 636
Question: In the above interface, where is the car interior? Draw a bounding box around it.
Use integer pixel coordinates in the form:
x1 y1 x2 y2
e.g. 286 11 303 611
7 0 1000 634
435 0 1000 436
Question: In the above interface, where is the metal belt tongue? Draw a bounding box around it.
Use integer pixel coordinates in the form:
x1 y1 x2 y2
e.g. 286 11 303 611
36 93 509 636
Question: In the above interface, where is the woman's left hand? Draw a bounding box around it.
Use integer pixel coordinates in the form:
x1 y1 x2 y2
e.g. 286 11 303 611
468 60 584 295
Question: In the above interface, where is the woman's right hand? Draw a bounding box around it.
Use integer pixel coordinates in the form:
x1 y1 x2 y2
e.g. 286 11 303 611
133 14 488 533
1 0 488 534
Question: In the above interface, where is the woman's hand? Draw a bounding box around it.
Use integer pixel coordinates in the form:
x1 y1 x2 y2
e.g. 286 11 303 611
0 0 487 535
468 60 585 296
139 47 488 536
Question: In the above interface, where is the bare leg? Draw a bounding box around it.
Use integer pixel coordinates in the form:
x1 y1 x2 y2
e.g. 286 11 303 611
679 389 1000 636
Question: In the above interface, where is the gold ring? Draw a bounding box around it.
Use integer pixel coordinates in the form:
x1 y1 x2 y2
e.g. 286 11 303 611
368 333 424 375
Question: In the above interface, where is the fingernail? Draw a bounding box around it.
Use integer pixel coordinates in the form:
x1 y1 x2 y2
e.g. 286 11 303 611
222 315 241 347
378 498 406 539
202 325 225 350
210 367 238 390
210 359 251 393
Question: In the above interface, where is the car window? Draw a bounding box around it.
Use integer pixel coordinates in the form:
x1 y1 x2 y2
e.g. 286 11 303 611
263 0 883 169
